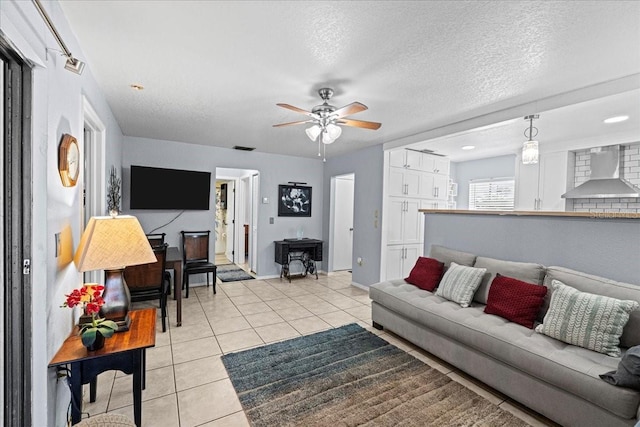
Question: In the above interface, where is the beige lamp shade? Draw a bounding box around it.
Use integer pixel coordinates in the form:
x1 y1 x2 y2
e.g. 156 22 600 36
74 215 156 272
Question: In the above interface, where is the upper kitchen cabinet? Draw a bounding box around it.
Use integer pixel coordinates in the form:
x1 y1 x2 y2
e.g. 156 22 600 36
515 151 572 211
421 155 450 176
389 149 423 170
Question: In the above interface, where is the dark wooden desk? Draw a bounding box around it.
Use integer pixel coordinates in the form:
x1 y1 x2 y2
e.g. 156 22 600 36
166 246 183 326
49 308 156 427
274 238 323 282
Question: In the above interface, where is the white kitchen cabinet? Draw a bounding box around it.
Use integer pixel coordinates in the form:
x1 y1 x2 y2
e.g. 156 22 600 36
419 173 449 200
388 168 422 197
384 149 450 280
386 198 423 245
421 154 450 175
516 151 569 211
389 149 423 171
385 244 422 279
421 199 448 210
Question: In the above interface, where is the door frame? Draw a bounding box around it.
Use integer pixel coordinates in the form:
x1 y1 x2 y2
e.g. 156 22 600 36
1 36 33 427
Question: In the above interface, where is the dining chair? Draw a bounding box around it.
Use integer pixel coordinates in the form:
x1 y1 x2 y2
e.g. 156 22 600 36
123 243 169 332
145 233 166 247
180 230 217 298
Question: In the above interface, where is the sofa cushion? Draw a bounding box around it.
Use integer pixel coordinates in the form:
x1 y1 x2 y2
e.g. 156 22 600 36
473 256 545 304
536 280 639 357
429 245 476 267
404 257 444 291
484 274 547 329
543 267 640 348
369 280 640 419
435 262 486 307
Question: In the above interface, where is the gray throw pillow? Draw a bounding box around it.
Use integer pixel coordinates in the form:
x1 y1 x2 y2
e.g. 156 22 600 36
601 346 640 391
536 280 639 357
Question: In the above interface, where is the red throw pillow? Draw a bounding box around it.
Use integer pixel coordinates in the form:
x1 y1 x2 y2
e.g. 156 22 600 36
405 257 444 292
484 274 547 329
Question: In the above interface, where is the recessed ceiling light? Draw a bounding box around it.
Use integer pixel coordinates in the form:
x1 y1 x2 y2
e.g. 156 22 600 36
130 84 144 91
461 145 475 150
603 115 629 124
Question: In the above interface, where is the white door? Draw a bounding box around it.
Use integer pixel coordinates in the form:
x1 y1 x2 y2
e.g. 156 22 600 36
332 175 355 271
388 168 406 196
225 181 235 262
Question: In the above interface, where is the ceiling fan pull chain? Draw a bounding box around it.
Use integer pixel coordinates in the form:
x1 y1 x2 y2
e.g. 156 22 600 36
317 136 321 157
323 144 327 162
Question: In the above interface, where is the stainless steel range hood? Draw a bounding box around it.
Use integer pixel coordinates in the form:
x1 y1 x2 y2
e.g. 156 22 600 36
562 145 640 199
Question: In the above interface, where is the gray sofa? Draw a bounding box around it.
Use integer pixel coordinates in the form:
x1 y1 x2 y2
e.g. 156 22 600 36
370 245 640 427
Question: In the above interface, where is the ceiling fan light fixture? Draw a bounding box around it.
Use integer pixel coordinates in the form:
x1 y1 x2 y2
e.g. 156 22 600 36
323 123 342 144
305 125 321 141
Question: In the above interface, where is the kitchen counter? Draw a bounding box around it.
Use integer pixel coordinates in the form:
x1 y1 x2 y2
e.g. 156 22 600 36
419 209 640 219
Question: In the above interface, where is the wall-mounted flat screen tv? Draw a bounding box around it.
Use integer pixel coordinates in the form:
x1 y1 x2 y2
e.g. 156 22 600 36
130 165 211 210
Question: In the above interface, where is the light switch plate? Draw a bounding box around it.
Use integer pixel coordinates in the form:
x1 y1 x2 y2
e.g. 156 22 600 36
262 197 269 204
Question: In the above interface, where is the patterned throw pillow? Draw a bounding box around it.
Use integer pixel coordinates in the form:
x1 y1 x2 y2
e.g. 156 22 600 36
435 262 486 307
405 257 444 292
484 274 547 329
536 280 639 357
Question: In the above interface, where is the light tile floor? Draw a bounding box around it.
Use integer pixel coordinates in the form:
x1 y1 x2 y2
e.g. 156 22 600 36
82 271 557 427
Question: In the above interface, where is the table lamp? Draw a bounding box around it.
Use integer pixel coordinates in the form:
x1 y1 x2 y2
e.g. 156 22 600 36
74 215 156 331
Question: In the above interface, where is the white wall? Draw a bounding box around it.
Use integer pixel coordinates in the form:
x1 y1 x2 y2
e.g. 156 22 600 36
1 1 124 425
122 136 324 277
452 155 516 209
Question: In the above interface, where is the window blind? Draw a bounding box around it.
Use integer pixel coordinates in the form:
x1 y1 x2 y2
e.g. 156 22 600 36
469 178 515 211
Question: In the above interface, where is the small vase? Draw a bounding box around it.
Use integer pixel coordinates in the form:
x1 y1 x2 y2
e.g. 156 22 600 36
86 332 105 351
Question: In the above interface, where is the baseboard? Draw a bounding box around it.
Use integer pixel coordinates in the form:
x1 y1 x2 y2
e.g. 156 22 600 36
351 281 369 290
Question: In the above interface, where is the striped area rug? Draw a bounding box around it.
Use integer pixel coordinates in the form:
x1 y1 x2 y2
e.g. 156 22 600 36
222 324 530 426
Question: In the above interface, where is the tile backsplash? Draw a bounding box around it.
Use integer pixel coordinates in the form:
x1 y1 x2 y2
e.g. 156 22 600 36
570 143 640 213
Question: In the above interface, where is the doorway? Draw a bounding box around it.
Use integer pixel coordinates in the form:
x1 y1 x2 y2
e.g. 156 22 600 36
81 97 106 283
330 174 355 272
215 168 259 272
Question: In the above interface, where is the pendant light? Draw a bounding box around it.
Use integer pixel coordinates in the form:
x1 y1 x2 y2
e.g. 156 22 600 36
522 114 540 165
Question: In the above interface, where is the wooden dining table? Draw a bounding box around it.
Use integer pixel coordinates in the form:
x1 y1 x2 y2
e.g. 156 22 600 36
165 246 183 326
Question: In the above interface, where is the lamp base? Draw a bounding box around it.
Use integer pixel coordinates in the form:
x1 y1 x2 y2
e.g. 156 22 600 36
113 314 131 332
100 269 132 333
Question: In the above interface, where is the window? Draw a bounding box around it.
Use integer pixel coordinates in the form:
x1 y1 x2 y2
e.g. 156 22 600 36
469 178 515 211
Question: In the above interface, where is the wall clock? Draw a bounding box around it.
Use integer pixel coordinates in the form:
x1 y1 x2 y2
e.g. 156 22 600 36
58 134 79 187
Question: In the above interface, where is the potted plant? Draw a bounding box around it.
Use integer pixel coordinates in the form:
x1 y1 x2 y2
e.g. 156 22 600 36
62 284 118 351
107 165 121 217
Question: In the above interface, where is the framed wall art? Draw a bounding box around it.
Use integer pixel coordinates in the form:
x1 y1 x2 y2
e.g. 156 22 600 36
278 184 312 217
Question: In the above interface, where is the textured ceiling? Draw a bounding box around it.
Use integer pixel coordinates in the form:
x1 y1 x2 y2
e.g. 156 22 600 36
58 1 640 160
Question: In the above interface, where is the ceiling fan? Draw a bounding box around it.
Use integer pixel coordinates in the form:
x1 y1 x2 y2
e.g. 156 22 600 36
273 88 381 160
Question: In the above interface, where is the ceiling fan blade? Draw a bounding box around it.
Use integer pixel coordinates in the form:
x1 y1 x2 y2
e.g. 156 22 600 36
332 102 368 118
276 103 317 118
272 120 313 127
337 119 382 130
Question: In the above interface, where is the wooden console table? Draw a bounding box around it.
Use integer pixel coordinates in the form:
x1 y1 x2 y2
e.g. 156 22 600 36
49 308 156 427
274 238 323 282
166 246 183 326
